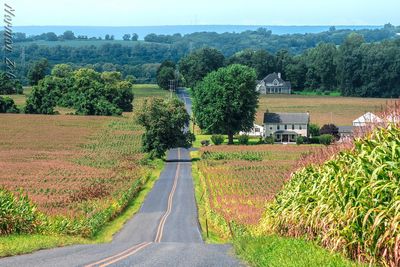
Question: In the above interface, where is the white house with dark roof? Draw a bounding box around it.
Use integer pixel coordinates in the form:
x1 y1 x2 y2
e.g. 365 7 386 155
256 72 291 94
264 112 310 143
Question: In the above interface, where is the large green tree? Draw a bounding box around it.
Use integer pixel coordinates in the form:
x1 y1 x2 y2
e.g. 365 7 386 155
178 48 225 89
156 61 177 90
137 98 194 158
193 64 258 144
0 72 23 94
27 59 50 86
227 49 276 79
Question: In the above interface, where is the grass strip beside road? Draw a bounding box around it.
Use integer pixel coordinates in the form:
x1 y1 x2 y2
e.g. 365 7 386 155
0 159 164 258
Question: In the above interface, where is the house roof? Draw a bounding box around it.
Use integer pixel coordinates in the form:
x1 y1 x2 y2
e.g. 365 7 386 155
264 112 310 124
262 72 286 84
353 112 383 124
338 126 353 133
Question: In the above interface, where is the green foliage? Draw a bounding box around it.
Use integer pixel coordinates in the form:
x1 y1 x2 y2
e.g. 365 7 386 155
0 72 23 94
265 136 275 144
193 64 258 144
25 66 134 116
202 151 263 161
234 235 359 267
0 189 40 235
318 134 334 145
211 135 225 145
259 124 400 266
27 59 50 86
309 123 320 137
137 97 194 158
179 48 225 88
0 96 19 113
296 136 305 145
237 135 250 145
157 65 176 90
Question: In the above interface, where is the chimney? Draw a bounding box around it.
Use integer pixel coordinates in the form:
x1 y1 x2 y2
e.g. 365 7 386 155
278 72 281 79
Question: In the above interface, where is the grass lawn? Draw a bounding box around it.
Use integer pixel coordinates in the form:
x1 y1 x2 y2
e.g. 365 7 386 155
257 94 394 126
132 84 170 99
234 235 363 267
193 134 262 148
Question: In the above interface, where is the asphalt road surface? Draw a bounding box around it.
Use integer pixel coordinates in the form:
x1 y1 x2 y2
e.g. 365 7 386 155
0 90 242 267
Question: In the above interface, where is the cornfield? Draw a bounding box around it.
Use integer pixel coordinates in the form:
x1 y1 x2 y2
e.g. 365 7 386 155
258 123 400 266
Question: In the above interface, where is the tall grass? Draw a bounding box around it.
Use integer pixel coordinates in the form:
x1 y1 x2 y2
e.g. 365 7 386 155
258 123 400 266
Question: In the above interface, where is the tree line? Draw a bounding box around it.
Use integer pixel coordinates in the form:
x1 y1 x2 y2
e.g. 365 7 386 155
1 25 398 87
156 33 400 98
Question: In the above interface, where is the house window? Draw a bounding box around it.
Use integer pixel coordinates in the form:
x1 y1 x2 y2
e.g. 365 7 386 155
277 125 280 130
299 125 302 130
292 125 295 130
284 125 287 130
255 128 260 133
276 134 281 139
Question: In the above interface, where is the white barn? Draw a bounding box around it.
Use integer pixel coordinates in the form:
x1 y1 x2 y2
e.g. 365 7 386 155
353 112 383 127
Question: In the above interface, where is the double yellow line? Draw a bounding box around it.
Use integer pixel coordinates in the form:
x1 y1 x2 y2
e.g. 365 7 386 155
84 148 182 267
154 149 181 242
84 242 152 267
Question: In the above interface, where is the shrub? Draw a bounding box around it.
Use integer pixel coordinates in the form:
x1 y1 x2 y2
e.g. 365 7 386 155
309 137 320 144
201 140 210 146
259 124 400 266
309 124 320 137
237 135 249 145
265 136 274 144
318 134 334 145
211 135 225 145
0 72 23 94
320 124 339 139
0 96 19 113
296 136 305 145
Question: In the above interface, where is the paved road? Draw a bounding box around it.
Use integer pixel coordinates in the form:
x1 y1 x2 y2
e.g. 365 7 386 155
0 90 242 267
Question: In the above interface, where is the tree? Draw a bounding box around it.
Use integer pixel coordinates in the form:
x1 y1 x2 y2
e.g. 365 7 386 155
0 96 19 113
125 75 136 84
46 32 58 41
178 48 225 89
62 30 75 40
309 124 320 137
123 34 131 41
227 49 276 79
157 67 176 90
320 124 339 139
105 34 111 40
51 64 73 78
137 98 194 158
193 64 258 145
25 77 58 114
0 72 23 94
131 33 139 41
27 59 50 86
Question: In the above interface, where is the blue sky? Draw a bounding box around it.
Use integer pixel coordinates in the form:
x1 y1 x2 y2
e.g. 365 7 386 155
8 0 400 26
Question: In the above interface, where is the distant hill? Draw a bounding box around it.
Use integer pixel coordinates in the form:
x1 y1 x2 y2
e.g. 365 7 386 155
14 25 382 40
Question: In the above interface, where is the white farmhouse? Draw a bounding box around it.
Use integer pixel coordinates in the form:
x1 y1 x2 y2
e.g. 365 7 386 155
353 112 383 127
239 124 265 137
264 112 310 143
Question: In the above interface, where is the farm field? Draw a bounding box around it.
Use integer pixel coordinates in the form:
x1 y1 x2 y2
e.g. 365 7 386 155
0 114 145 217
196 144 317 226
257 94 394 126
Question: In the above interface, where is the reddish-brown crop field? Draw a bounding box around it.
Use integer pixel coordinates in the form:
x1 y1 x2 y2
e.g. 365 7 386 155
0 114 144 217
198 145 317 225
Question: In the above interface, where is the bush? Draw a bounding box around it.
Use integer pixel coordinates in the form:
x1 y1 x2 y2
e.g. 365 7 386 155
309 137 320 144
265 136 274 144
237 135 249 145
309 124 320 137
0 96 19 113
320 124 339 139
211 135 225 145
201 140 210 146
296 136 305 145
318 134 334 145
0 72 23 94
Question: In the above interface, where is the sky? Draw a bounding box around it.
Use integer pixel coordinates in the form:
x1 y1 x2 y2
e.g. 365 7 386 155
6 0 400 26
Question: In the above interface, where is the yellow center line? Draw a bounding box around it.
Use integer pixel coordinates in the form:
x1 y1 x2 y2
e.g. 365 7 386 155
98 242 152 267
154 148 181 243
